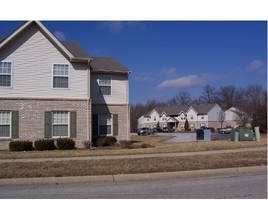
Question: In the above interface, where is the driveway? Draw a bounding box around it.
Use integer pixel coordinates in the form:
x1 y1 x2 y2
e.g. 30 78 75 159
160 133 196 143
155 132 231 143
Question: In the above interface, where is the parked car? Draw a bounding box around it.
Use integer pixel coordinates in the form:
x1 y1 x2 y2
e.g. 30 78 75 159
208 127 215 133
219 126 233 134
137 127 156 135
162 127 175 133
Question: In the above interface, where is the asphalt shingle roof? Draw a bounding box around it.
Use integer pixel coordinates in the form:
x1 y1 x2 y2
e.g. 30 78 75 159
60 41 91 59
90 57 130 73
144 103 218 117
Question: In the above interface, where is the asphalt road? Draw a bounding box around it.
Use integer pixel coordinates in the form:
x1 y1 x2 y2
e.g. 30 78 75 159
0 172 266 199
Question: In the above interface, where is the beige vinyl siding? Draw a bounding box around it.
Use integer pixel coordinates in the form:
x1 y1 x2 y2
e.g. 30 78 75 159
0 24 88 98
207 104 222 121
91 73 128 104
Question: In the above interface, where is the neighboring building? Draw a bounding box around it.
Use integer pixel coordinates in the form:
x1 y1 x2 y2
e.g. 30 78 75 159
138 103 226 131
0 21 130 149
224 107 251 128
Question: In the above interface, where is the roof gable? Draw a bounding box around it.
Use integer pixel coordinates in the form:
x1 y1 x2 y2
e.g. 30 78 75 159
0 21 92 63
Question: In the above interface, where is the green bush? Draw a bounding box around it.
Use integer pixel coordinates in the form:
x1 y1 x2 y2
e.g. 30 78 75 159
92 136 117 147
9 140 34 151
118 140 133 148
56 138 76 150
34 139 56 151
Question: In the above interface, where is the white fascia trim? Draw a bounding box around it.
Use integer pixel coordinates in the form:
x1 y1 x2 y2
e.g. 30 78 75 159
0 21 75 60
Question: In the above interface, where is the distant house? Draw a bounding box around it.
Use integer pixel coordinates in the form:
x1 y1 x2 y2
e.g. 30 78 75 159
224 107 252 128
0 21 131 149
138 103 227 131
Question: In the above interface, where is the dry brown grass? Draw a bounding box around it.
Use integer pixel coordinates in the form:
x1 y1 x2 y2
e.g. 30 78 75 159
0 151 266 179
0 134 266 159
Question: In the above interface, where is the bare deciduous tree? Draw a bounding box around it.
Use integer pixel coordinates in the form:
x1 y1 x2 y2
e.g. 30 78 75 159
216 85 244 110
167 91 192 106
200 85 217 104
231 108 252 128
217 109 226 128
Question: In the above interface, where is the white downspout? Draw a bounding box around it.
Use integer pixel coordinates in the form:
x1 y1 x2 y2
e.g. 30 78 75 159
86 59 91 141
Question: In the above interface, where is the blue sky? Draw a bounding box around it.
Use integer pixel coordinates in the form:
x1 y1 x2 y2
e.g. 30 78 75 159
0 21 267 104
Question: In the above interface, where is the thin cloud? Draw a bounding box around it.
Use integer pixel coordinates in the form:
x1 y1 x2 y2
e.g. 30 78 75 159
101 21 144 33
247 60 266 73
53 31 66 41
134 76 154 82
160 67 178 77
156 74 209 90
102 22 124 33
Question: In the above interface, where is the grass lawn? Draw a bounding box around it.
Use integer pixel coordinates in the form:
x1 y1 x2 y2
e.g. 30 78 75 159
0 134 266 179
0 134 266 159
0 151 266 178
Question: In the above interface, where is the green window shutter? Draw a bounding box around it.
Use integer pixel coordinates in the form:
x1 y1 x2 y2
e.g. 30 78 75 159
44 112 52 138
11 111 19 138
92 114 98 137
113 114 118 136
70 111 77 138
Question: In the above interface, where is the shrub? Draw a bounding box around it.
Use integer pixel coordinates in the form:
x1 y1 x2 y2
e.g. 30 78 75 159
118 140 133 148
141 143 155 148
56 138 76 150
34 139 56 151
9 140 34 151
92 136 117 147
82 140 92 149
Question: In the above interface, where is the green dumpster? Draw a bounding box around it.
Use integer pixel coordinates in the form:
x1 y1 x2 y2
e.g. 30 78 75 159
231 128 254 141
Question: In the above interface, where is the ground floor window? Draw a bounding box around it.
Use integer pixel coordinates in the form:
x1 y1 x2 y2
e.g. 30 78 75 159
98 114 112 135
92 113 118 137
52 112 69 137
0 111 11 138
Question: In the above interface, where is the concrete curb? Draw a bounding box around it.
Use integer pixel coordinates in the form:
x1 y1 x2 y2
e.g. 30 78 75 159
0 165 266 186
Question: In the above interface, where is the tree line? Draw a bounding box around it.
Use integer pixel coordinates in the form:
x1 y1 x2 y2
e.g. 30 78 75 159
130 84 267 132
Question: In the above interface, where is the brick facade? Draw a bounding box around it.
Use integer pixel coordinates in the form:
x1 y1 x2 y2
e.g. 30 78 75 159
92 104 130 141
0 97 92 150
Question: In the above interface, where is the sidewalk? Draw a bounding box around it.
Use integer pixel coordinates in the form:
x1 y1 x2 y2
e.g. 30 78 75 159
0 146 266 163
0 165 266 186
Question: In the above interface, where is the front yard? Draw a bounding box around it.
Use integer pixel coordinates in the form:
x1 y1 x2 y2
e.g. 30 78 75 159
0 134 266 159
0 134 266 179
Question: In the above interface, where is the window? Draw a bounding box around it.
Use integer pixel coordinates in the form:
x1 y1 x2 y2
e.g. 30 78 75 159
0 61 12 87
0 111 11 138
53 64 69 88
99 114 112 135
98 75 111 95
52 112 69 137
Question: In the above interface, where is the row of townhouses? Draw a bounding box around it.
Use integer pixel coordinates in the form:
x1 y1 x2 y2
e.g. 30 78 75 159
0 21 131 149
138 103 239 130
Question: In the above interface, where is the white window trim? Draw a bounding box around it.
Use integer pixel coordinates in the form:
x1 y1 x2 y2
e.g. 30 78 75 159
98 114 113 136
0 60 13 88
0 111 11 139
52 63 70 89
98 75 112 96
52 111 70 138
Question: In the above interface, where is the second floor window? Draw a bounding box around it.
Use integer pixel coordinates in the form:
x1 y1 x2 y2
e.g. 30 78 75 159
53 64 69 88
98 75 111 95
0 61 12 87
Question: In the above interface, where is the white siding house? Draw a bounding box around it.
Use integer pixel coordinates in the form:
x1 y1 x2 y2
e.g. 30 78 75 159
0 21 131 149
138 103 235 131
